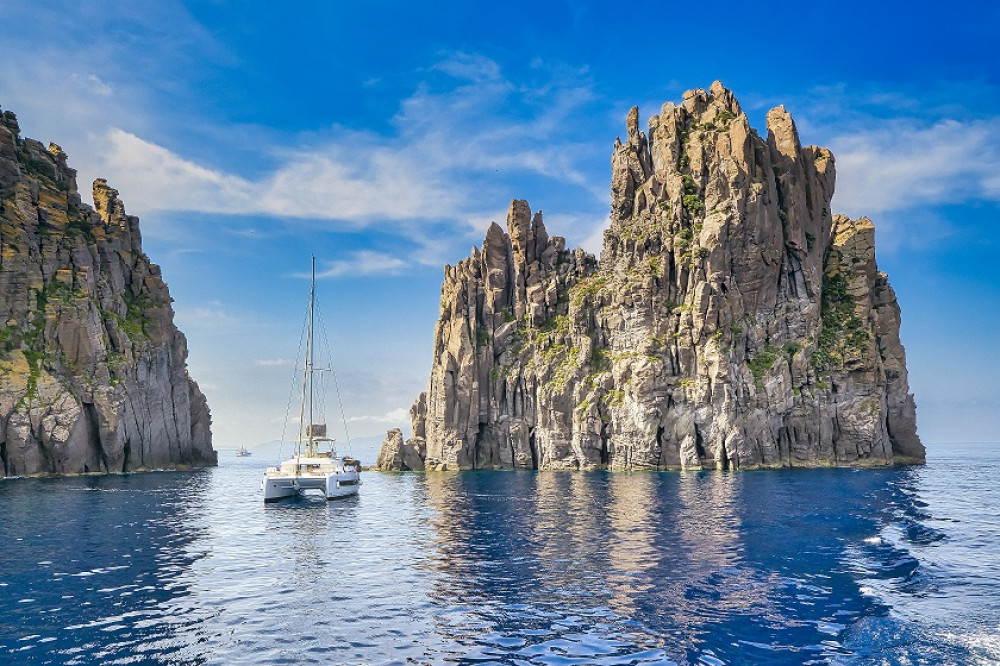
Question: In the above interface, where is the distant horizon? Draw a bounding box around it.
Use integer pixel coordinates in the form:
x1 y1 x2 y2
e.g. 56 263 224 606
2 1 998 446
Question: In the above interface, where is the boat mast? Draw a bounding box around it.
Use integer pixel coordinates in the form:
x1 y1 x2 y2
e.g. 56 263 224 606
307 256 316 457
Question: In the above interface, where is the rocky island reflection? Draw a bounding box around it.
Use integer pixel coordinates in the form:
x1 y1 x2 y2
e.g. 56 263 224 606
416 470 882 663
3 446 999 665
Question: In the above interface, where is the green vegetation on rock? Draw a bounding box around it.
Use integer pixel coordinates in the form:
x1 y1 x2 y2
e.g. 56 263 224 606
682 194 704 215
393 84 924 473
812 271 870 372
476 327 491 348
748 345 782 380
569 275 607 307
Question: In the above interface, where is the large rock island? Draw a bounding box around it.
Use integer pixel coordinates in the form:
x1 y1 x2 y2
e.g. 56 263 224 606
0 107 216 476
380 82 924 471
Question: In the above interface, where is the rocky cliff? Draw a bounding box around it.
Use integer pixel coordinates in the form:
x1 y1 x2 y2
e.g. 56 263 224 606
380 82 924 471
0 107 216 476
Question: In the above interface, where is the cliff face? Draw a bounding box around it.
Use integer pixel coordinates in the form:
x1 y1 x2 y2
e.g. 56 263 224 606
382 82 923 471
0 108 216 476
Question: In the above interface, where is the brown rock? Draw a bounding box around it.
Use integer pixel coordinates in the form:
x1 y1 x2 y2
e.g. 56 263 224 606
0 105 216 477
396 83 924 471
376 427 425 471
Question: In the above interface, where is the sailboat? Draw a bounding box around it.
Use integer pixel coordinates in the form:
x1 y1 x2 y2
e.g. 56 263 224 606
261 258 361 503
235 445 252 457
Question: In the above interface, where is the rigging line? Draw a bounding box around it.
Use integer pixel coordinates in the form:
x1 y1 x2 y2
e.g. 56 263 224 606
276 293 310 465
316 304 353 457
305 256 316 458
312 300 329 427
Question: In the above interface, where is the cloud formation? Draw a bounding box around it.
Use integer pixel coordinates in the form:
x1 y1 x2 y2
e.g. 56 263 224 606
829 117 1000 216
346 408 410 424
313 251 408 279
92 53 603 240
254 358 292 367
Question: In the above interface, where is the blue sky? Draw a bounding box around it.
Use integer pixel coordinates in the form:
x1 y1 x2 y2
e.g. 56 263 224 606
1 0 998 447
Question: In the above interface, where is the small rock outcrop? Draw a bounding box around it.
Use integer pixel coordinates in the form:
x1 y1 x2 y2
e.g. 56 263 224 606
375 427 425 471
0 107 216 476
379 82 923 471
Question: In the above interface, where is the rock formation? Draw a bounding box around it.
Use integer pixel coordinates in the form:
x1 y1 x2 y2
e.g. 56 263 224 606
380 82 924 471
0 107 216 476
376 427 425 471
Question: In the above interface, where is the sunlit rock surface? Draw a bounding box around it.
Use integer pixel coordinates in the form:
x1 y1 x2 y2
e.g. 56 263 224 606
0 107 215 476
380 82 923 471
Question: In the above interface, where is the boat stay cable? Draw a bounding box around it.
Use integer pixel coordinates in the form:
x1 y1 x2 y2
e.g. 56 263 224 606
275 285 310 466
316 304 354 459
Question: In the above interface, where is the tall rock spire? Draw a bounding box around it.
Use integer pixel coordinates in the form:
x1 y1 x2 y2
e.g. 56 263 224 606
0 105 215 476
385 82 923 471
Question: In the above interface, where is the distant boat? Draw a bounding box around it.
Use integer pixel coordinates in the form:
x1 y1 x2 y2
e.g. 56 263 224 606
235 446 252 457
261 257 361 503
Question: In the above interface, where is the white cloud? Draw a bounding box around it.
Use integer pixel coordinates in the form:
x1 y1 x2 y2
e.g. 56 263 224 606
313 251 408 279
254 358 292 367
82 52 603 235
347 408 410 424
432 51 504 83
728 82 1000 228
868 209 956 255
541 212 610 256
829 118 1000 216
98 125 463 224
173 304 248 331
104 129 257 214
2 38 611 278
985 174 1000 198
0 0 228 186
579 215 611 256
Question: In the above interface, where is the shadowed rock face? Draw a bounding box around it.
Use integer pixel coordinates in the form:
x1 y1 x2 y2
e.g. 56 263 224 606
380 82 923 471
0 107 216 476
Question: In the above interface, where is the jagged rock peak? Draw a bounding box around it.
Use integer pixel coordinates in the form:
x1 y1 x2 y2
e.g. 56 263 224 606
376 428 424 471
0 105 216 477
93 178 126 225
379 83 923 472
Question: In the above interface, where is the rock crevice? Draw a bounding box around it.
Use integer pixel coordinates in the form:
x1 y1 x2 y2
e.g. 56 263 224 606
380 83 923 471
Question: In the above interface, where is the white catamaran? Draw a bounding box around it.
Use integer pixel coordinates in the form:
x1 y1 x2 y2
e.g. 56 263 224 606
261 258 361 503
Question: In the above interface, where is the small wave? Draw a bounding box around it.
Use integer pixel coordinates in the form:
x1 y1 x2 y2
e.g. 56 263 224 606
900 518 947 546
938 627 1000 664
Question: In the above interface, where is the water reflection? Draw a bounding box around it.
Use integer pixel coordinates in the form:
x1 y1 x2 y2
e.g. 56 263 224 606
6 452 992 665
263 494 361 575
605 472 657 616
530 472 606 595
416 471 750 663
412 468 949 665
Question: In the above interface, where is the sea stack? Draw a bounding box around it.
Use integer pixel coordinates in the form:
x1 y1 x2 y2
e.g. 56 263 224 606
381 82 924 471
0 107 216 476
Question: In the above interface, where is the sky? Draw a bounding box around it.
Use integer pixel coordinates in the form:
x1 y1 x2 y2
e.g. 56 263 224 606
1 0 998 449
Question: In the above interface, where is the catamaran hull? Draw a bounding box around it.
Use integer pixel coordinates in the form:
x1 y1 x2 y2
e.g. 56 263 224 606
262 472 361 502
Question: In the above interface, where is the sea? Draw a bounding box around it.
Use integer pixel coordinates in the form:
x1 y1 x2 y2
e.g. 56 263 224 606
1 443 997 665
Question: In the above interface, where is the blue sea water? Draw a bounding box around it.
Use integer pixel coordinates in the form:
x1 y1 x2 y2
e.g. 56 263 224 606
1 444 998 665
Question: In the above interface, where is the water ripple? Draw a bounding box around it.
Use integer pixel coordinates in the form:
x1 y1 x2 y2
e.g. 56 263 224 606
1 445 999 664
